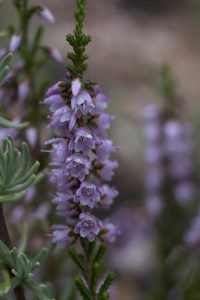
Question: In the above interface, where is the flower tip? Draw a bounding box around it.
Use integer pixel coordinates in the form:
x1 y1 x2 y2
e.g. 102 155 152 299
51 49 64 63
39 7 55 23
72 78 81 97
9 34 21 52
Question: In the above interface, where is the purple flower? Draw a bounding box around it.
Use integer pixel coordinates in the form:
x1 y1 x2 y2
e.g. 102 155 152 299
145 167 163 191
52 193 79 224
163 120 183 139
25 128 38 148
44 77 118 247
142 104 161 122
48 48 64 63
98 160 118 181
46 81 64 97
71 90 95 117
95 88 110 111
174 182 195 204
48 105 75 134
52 225 74 246
66 154 91 181
101 222 120 243
144 146 163 165
74 213 102 241
169 158 193 180
98 113 115 130
185 211 200 247
145 194 163 217
69 128 97 154
96 139 117 160
100 185 118 209
74 182 100 209
143 123 161 142
50 168 71 189
72 78 81 97
44 94 64 112
38 6 55 23
18 80 29 102
51 139 70 164
9 34 21 52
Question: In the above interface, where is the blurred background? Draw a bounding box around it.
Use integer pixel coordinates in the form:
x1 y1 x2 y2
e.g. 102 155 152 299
2 0 200 299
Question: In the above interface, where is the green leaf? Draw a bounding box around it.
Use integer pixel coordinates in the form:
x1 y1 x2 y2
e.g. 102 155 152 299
0 53 12 86
94 244 106 263
32 244 55 269
0 241 55 299
0 269 11 296
0 137 39 202
0 117 28 129
97 272 116 300
90 262 101 292
0 191 26 203
69 246 86 274
74 276 91 300
87 240 96 262
0 53 12 72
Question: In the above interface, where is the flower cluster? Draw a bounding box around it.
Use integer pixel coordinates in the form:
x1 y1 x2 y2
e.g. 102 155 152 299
44 77 119 245
143 104 195 218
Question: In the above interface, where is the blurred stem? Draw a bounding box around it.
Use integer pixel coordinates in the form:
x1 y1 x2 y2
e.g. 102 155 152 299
17 1 42 162
0 204 27 300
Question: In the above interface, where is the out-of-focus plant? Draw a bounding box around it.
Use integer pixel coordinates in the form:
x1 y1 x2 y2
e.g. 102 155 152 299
0 0 63 160
143 65 200 299
0 44 56 300
0 0 63 254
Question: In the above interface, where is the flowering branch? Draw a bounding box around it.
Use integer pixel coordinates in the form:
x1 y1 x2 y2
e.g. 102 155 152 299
43 1 119 299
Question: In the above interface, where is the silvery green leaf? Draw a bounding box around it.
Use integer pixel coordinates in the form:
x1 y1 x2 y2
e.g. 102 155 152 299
32 244 55 269
0 53 12 86
0 117 29 129
0 137 39 202
0 241 55 299
0 53 12 71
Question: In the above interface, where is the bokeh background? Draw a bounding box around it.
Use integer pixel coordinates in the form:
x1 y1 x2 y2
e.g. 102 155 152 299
2 0 200 299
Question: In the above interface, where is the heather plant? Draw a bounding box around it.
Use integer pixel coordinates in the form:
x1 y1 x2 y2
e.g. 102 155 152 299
143 66 200 299
43 1 119 299
0 0 119 299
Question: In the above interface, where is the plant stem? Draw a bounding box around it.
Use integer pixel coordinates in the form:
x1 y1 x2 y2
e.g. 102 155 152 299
81 240 97 300
0 203 27 300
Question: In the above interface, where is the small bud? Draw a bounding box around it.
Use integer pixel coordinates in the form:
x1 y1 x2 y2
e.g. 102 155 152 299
26 128 38 148
18 80 29 102
72 78 81 97
44 47 64 63
51 48 64 63
9 34 21 52
38 7 55 23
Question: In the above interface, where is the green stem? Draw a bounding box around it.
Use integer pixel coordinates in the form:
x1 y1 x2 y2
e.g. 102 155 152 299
0 204 27 300
17 0 42 162
81 240 97 300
